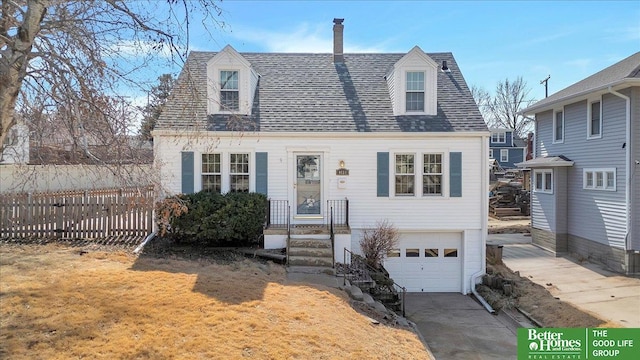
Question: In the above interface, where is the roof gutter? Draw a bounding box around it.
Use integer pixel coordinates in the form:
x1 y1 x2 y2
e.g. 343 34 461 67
608 86 632 251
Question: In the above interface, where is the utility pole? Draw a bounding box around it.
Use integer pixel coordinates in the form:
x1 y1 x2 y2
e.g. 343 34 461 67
540 75 550 98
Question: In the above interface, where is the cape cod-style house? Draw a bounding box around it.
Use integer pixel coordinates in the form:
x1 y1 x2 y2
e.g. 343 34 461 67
518 52 640 274
153 19 490 292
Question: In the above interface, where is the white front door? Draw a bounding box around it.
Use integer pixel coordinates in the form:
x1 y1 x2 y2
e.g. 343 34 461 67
294 154 322 220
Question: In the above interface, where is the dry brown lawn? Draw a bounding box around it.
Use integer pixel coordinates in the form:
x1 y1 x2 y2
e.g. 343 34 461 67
0 244 431 360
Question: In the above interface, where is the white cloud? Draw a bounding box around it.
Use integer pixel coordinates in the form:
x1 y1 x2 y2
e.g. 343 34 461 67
230 22 387 53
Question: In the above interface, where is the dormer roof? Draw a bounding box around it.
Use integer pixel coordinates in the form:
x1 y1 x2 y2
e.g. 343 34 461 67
156 50 486 133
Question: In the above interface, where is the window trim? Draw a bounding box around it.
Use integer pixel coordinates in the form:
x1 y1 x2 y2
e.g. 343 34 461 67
219 69 240 112
422 153 443 196
201 153 222 193
500 149 509 163
229 153 250 193
394 153 416 196
587 100 602 139
534 169 553 194
553 110 564 144
583 168 616 191
491 131 506 144
489 148 494 159
405 71 425 113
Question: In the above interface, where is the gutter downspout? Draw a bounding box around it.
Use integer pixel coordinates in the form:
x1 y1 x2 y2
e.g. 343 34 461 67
471 133 495 314
471 270 495 314
134 231 157 255
608 87 632 251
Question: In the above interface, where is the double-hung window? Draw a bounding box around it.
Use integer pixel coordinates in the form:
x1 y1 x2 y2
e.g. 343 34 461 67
202 154 221 193
405 72 425 112
553 110 564 143
500 149 509 163
229 153 249 192
220 70 239 111
395 154 415 196
491 132 506 143
588 101 601 138
534 169 553 194
422 153 443 195
583 168 615 191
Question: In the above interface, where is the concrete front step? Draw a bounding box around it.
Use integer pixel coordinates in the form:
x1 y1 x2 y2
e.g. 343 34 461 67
288 255 333 267
288 247 333 257
289 238 331 248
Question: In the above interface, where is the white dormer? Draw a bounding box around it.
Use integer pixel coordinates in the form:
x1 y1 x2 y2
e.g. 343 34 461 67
386 46 438 116
207 45 260 115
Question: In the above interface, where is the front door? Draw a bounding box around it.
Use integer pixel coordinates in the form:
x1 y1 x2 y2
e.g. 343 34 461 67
294 154 322 220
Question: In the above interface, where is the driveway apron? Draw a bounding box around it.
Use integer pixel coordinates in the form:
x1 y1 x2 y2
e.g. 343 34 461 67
405 293 517 360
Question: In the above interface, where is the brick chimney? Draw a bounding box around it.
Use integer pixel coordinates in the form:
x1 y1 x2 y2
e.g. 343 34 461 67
333 18 344 63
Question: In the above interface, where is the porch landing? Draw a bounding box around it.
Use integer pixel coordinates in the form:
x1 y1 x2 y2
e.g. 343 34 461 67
264 224 351 236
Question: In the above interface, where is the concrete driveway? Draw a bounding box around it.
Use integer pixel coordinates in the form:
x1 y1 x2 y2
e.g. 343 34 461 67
405 293 517 360
491 235 640 328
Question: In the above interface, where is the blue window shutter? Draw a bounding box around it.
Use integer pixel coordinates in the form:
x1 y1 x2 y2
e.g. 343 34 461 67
450 152 462 197
377 152 389 197
181 152 194 194
255 152 268 195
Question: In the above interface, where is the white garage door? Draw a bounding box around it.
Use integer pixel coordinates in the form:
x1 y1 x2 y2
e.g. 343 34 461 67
383 232 462 292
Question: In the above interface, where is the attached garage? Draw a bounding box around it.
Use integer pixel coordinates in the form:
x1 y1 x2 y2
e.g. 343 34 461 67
383 232 463 292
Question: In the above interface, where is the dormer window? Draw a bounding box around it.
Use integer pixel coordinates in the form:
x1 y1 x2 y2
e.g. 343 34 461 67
491 131 506 143
406 71 425 112
386 46 437 116
207 45 259 115
220 70 239 111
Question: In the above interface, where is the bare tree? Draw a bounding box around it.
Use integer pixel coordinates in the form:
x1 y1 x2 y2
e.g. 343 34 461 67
472 77 536 138
0 0 224 158
359 220 399 269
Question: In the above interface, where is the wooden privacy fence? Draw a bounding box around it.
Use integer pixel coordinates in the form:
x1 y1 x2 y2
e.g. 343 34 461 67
0 186 155 239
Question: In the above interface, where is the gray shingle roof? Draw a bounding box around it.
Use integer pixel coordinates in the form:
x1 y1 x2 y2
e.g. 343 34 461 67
156 51 487 132
524 52 640 114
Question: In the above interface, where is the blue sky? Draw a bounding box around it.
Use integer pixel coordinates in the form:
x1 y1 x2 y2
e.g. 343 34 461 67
139 0 639 103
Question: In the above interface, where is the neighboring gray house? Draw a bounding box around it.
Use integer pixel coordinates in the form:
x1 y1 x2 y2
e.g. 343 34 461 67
489 128 526 169
518 52 640 274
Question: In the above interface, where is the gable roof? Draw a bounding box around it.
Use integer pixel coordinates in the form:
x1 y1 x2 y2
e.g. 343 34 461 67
523 52 640 114
156 51 487 133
